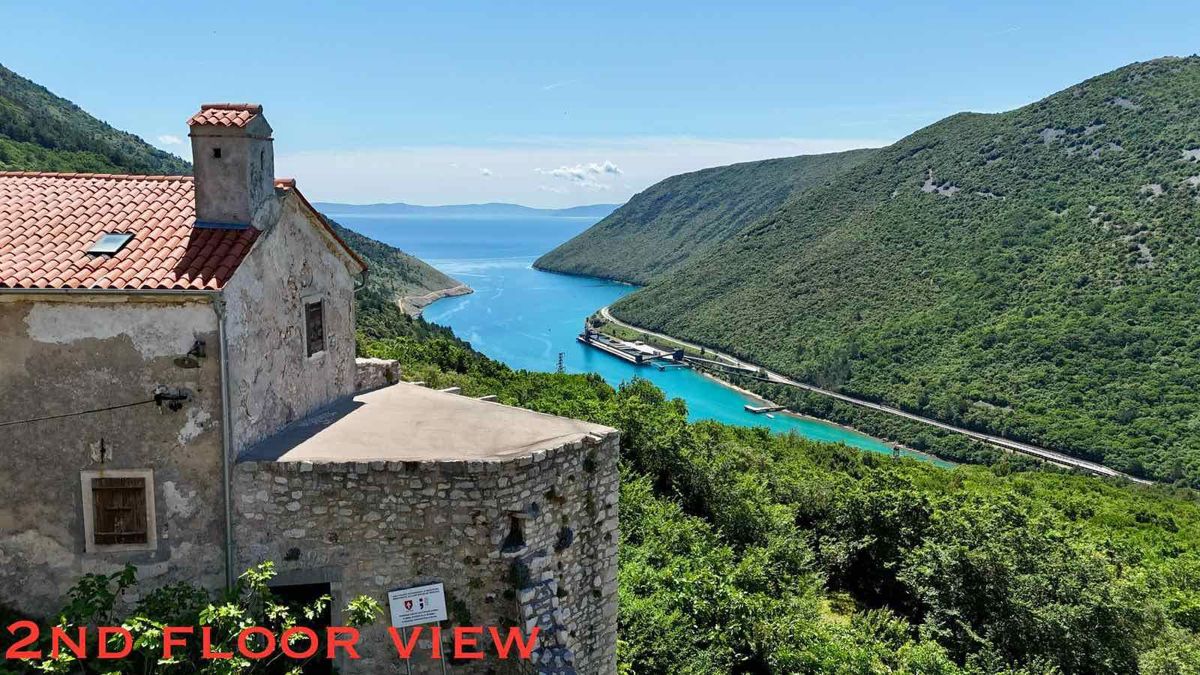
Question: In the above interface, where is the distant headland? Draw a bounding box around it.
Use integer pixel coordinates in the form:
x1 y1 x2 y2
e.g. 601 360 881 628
313 201 622 219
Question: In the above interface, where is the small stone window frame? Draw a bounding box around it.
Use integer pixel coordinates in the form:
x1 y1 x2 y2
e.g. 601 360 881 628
81 469 157 554
302 295 326 359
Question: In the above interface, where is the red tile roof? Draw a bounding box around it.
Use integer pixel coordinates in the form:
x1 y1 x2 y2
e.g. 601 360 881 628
188 103 263 128
0 172 259 290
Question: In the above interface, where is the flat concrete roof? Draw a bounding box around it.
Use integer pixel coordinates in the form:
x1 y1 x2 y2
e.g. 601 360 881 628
240 382 615 463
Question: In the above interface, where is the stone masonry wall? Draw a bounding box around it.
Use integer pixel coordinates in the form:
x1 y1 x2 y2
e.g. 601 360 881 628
232 431 620 674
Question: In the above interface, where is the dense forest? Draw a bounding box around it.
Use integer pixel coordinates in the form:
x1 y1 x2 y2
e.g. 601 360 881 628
354 312 1200 674
535 149 874 284
601 57 1200 486
0 64 190 174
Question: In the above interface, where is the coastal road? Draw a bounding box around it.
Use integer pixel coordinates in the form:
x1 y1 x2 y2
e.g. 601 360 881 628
598 306 1151 484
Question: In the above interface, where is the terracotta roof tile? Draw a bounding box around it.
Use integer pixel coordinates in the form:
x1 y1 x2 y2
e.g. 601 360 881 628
187 103 263 128
0 172 259 291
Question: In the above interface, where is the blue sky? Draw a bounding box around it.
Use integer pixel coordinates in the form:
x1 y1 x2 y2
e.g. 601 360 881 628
3 1 1197 206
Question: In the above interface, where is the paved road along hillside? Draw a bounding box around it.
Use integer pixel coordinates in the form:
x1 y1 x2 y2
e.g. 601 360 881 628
599 306 1151 484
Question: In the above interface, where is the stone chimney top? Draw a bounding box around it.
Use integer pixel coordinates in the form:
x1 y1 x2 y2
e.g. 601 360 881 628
188 103 277 228
188 103 267 131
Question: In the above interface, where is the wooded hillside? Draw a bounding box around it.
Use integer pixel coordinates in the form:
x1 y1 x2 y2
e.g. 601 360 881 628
534 150 874 284
0 63 190 174
612 57 1200 485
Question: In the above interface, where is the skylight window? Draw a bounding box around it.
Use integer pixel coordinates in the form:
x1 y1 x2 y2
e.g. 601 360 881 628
87 233 134 255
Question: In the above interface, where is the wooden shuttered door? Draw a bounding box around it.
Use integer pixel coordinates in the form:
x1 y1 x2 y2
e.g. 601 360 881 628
91 477 148 545
305 300 325 356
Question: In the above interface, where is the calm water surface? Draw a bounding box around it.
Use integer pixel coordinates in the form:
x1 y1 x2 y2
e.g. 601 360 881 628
331 213 937 460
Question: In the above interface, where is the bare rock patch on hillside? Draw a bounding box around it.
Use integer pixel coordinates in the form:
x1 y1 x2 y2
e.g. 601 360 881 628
1039 128 1066 145
1091 142 1124 160
1114 223 1154 269
921 169 960 197
1132 242 1154 268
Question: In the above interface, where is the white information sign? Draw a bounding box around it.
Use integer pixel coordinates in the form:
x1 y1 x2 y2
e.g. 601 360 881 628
388 582 448 628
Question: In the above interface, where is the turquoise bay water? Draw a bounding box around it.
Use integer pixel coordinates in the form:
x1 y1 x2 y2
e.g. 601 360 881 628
330 213 923 458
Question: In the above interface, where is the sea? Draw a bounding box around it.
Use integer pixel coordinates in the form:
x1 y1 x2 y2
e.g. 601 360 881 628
327 212 940 461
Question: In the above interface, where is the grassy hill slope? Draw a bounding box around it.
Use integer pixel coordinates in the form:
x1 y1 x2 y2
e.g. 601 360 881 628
534 150 875 284
614 57 1200 485
0 63 190 174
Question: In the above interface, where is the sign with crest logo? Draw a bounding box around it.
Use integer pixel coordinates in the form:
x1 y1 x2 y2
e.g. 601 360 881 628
388 582 448 628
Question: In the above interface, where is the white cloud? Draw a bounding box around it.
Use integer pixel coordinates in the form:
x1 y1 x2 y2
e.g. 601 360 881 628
577 179 611 191
157 134 183 145
542 79 577 91
535 161 623 185
480 168 493 177
277 135 890 208
536 165 586 181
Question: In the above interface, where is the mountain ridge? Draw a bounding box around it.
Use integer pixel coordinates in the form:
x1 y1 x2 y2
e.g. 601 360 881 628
533 149 876 284
609 56 1200 484
0 63 190 175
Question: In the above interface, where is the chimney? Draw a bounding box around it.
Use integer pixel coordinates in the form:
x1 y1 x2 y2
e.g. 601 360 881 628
187 103 277 229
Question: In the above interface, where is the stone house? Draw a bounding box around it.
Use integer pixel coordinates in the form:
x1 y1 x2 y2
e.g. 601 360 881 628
0 104 619 674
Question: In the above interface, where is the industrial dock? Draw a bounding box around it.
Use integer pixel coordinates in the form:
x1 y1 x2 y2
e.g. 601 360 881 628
576 328 683 365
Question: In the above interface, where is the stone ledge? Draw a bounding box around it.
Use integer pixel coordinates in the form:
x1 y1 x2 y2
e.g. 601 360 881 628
353 357 399 392
236 431 620 477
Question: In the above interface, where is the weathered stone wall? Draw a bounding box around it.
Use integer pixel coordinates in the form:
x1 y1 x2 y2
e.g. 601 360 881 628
0 296 227 616
232 431 620 674
223 192 359 456
355 357 401 392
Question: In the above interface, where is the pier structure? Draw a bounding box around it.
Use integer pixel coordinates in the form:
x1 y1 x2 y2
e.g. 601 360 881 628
577 328 681 366
576 329 691 365
744 404 786 414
